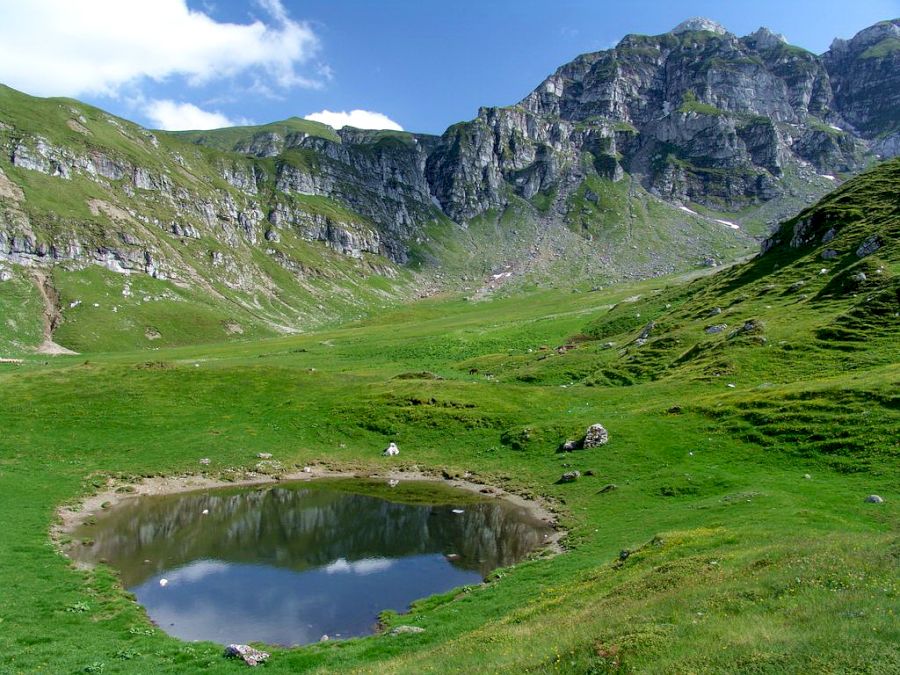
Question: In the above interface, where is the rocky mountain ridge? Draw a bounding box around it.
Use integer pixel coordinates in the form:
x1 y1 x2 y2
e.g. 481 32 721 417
0 18 897 350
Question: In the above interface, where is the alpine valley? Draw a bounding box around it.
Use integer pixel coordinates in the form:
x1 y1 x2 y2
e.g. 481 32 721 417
0 14 897 675
1 18 898 351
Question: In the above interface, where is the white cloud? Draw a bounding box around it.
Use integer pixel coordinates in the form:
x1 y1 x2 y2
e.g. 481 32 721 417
324 557 396 575
0 0 321 97
305 109 404 131
145 100 234 131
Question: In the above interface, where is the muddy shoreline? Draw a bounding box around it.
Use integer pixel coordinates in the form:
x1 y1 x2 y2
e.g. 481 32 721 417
55 465 565 560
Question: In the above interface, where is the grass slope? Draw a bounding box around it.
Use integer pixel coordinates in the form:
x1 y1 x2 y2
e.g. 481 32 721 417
0 163 897 673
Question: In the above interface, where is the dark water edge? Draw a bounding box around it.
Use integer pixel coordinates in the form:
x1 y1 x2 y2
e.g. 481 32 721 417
71 479 553 646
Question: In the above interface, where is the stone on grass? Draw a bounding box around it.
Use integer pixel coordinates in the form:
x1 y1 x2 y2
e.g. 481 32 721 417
856 235 881 258
559 439 579 452
383 442 400 457
705 324 727 334
199 458 211 465
256 452 272 459
390 625 426 636
864 494 884 504
821 249 838 260
225 644 269 667
583 423 609 448
559 470 580 483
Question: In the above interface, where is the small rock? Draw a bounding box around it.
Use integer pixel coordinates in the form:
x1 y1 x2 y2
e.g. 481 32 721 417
583 423 609 448
225 644 270 667
803 474 811 480
727 383 736 388
705 324 727 334
390 625 426 636
199 458 211 465
319 634 330 642
559 470 581 483
383 442 400 457
636 321 655 341
864 494 884 504
819 268 829 275
821 249 839 260
788 281 805 292
851 272 867 282
559 439 579 452
256 452 272 459
303 466 312 473
856 235 881 258
667 405 682 414
597 483 618 494
388 479 399 487
706 307 722 317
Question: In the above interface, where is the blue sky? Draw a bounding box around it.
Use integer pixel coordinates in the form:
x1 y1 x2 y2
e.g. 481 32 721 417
0 0 897 134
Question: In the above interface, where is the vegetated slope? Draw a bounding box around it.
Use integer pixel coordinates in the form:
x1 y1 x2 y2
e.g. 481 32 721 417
0 164 895 672
0 84 422 354
476 157 900 473
2 19 900 356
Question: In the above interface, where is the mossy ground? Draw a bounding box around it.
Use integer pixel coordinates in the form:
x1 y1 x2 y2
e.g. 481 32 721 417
0 164 897 673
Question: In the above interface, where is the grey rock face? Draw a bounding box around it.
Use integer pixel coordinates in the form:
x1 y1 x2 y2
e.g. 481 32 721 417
825 20 900 155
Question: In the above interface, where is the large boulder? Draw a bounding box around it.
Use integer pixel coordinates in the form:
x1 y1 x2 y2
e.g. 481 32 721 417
583 423 610 448
224 644 269 667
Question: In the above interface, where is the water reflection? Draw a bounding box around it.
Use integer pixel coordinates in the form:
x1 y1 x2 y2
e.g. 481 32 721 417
72 480 552 645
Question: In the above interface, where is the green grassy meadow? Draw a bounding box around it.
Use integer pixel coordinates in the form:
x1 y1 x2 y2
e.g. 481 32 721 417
0 163 897 673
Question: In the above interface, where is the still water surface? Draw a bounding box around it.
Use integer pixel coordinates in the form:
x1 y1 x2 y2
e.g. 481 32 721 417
72 479 553 645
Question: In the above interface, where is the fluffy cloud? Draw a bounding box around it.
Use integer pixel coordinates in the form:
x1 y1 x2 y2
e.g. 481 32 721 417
304 109 403 131
0 0 321 97
144 100 235 131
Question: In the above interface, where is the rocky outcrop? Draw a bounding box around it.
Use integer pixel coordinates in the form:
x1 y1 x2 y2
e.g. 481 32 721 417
825 19 900 157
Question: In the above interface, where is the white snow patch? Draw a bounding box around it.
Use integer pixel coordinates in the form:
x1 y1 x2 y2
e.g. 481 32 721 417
679 206 698 215
715 219 740 230
820 174 836 181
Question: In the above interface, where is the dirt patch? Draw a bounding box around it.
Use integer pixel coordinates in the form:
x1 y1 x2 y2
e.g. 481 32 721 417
66 119 91 135
55 465 565 559
31 271 78 356
0 167 24 203
87 199 135 224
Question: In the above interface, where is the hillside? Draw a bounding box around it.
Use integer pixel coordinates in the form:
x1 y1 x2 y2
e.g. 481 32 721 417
2 19 899 355
0 158 896 672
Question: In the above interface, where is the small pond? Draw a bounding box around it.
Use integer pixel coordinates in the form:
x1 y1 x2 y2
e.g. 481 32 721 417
71 479 553 646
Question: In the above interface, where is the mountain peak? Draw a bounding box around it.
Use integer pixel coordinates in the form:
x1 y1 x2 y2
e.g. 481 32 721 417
745 27 788 49
671 18 728 36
